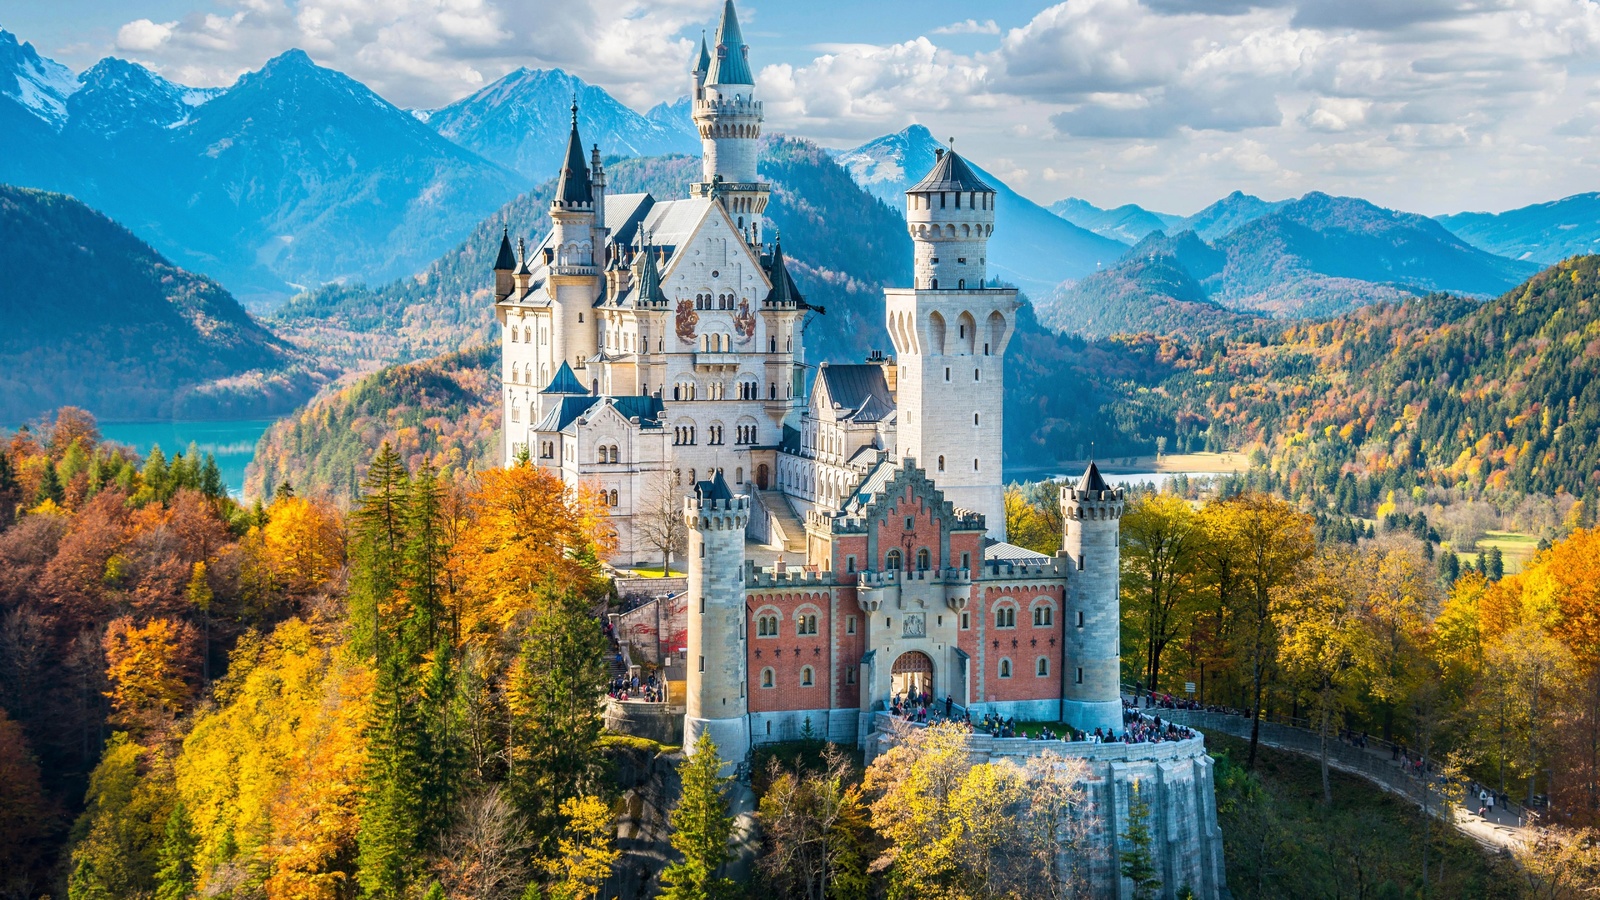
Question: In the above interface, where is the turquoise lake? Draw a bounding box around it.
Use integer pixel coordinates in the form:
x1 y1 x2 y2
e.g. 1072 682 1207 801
97 420 275 498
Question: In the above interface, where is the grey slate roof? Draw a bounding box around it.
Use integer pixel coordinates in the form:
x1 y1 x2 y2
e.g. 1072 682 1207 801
984 541 1051 564
764 235 805 307
696 471 735 502
540 361 588 395
817 364 894 423
707 1 754 86
694 34 711 75
533 394 664 433
908 148 994 194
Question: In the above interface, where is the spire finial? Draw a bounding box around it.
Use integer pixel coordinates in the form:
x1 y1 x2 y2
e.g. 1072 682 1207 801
571 93 579 125
948 136 955 152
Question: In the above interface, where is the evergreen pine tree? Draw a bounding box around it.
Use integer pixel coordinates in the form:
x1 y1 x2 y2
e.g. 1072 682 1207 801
35 461 64 507
507 582 610 849
1119 780 1161 900
1487 546 1505 581
142 445 169 501
662 733 737 900
274 481 295 502
403 459 449 646
350 443 410 659
357 652 427 900
199 454 224 498
154 802 197 900
1438 551 1459 586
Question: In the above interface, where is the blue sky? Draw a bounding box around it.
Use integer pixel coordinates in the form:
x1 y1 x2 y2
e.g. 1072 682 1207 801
8 0 1600 215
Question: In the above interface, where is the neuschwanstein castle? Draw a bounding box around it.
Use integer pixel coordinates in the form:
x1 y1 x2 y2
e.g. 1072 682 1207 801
497 4 1224 894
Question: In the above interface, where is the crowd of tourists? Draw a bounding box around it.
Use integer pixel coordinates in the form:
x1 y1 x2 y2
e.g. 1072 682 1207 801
885 690 1196 745
608 672 665 703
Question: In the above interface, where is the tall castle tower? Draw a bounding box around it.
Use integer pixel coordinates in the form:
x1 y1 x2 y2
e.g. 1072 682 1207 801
683 474 751 767
884 148 1020 538
691 1 769 234
1061 462 1124 735
547 103 602 376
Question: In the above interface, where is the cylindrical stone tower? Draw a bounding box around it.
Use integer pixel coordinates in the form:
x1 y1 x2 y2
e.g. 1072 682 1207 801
683 474 751 770
691 1 768 229
905 146 996 291
1061 461 1124 736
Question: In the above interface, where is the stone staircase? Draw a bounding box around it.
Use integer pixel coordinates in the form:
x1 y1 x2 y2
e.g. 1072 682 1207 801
758 490 807 554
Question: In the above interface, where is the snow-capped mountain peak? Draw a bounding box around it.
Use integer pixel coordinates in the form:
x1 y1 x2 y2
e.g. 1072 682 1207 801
0 28 79 129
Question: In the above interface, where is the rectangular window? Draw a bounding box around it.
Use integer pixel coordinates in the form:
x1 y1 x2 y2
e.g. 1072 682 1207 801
1077 610 1084 628
846 555 857 573
846 668 856 685
846 616 856 635
961 612 969 629
1075 667 1084 684
699 656 705 673
699 597 705 613
961 552 970 569
944 367 951 382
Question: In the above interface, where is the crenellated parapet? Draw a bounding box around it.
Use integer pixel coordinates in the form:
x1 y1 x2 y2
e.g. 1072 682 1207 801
683 494 751 531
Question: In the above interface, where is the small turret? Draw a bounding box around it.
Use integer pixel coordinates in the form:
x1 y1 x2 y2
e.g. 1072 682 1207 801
1059 461 1125 736
513 237 530 292
692 32 710 101
493 228 515 300
553 101 592 211
683 472 752 769
905 145 995 291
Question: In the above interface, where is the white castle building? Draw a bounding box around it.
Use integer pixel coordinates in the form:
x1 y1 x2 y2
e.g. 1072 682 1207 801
499 5 1225 896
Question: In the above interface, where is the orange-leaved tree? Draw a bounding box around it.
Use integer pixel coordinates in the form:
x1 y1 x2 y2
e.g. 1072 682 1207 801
103 616 196 736
452 465 609 640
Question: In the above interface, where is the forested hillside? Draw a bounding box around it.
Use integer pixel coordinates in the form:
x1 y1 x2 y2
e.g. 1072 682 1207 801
1151 255 1600 516
245 345 501 500
0 186 323 423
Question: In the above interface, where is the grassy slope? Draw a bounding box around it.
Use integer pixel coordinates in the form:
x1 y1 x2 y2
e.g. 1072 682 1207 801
1208 731 1515 900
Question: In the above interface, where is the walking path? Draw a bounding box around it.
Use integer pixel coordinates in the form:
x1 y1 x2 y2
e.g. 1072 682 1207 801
1135 698 1532 852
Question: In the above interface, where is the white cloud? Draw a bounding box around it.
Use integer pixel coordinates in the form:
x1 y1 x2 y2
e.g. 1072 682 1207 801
932 19 1000 36
116 19 176 52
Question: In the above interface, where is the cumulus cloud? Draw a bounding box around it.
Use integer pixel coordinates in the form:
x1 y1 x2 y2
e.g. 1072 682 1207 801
116 19 175 52
932 19 1001 36
97 0 1600 212
108 0 718 109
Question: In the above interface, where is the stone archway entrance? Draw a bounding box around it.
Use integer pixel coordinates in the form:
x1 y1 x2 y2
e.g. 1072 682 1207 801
756 463 769 490
891 650 934 702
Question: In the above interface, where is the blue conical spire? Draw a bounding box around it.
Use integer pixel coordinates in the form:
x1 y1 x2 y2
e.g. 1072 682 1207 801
694 32 711 75
706 0 753 86
554 98 592 206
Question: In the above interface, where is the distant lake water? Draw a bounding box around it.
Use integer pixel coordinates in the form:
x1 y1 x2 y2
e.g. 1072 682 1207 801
1047 471 1228 488
98 420 274 498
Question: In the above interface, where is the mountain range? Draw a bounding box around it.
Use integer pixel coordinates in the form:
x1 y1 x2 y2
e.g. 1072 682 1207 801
1041 192 1543 336
0 185 322 423
1435 193 1600 265
1052 192 1293 245
420 67 700 180
836 125 1127 298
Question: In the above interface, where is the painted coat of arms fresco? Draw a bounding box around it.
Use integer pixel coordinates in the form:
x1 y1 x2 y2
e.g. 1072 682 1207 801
676 299 698 344
733 298 756 344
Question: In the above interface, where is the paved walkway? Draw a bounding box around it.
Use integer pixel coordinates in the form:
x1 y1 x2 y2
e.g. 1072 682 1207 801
1138 701 1532 851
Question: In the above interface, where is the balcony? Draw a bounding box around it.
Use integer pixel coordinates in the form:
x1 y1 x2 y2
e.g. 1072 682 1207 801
693 352 742 369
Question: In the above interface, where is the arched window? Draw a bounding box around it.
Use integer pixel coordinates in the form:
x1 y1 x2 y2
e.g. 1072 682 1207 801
608 489 618 507
796 608 819 636
609 446 619 463
995 605 1016 628
937 455 945 472
597 446 607 464
761 667 775 688
885 549 902 571
916 548 931 570
999 658 1012 678
800 666 814 687
1037 657 1049 677
1033 604 1053 626
511 328 519 343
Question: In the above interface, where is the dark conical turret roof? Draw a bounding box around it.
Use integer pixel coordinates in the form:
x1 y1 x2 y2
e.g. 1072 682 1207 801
494 228 515 270
764 233 802 306
694 33 711 75
555 102 592 206
908 147 994 194
707 0 754 86
1077 460 1110 493
636 240 667 304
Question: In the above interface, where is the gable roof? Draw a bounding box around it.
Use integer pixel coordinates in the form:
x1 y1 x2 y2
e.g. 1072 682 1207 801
908 148 994 194
816 364 894 423
533 396 600 433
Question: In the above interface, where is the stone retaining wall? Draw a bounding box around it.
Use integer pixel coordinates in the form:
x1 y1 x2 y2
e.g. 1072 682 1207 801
604 699 685 746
